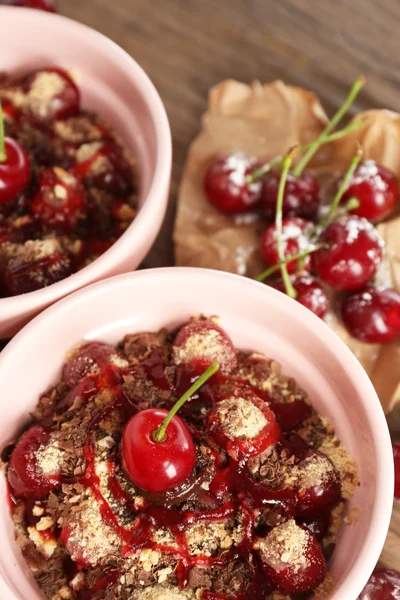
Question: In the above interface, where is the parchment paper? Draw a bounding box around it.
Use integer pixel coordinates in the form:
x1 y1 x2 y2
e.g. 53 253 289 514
174 79 400 414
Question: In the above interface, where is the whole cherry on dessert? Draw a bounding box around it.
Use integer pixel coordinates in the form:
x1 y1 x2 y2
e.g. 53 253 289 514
204 154 262 213
357 568 400 599
294 450 341 518
74 143 134 196
63 341 128 388
313 215 383 291
0 0 56 9
7 425 61 499
31 167 85 230
122 362 219 493
261 170 321 221
270 275 329 319
23 67 80 122
0 103 31 208
341 286 400 344
340 159 399 222
394 442 400 500
256 520 326 594
260 217 313 274
173 319 238 375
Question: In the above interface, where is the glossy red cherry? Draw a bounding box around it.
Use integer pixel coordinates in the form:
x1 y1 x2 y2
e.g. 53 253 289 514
204 154 262 213
31 167 85 230
295 450 341 518
270 274 329 319
340 160 399 222
341 286 400 344
8 426 61 499
0 0 55 8
3 248 71 296
74 143 134 196
313 215 383 291
394 442 400 500
63 341 128 388
23 67 80 122
173 319 237 374
261 170 321 221
122 408 196 493
208 386 281 460
270 399 312 431
257 520 326 594
260 217 312 274
357 568 400 599
0 138 31 207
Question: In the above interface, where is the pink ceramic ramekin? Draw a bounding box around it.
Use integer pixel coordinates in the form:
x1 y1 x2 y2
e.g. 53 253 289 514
0 268 393 600
0 7 172 338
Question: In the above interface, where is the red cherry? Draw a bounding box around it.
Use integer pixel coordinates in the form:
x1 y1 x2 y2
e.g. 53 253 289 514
74 143 134 196
204 154 262 213
3 248 71 296
394 442 400 500
261 170 321 221
122 408 196 493
0 138 30 207
260 217 312 274
295 450 341 518
0 0 55 8
23 67 80 122
270 274 329 319
341 286 400 344
313 215 383 291
270 399 312 431
31 167 85 230
173 320 237 374
63 342 128 388
357 568 400 599
340 160 399 222
208 386 281 460
8 426 61 499
257 520 326 594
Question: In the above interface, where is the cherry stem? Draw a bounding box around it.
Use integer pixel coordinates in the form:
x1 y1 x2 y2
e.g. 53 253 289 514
0 102 6 163
255 243 326 282
246 119 364 184
316 147 363 233
153 361 220 443
276 149 298 299
292 76 365 178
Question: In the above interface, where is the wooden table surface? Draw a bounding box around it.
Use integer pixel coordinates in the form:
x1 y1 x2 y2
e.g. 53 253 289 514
59 0 400 577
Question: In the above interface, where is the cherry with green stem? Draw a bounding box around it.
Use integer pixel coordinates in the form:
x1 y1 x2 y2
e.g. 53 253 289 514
0 101 31 208
122 361 219 493
256 243 325 282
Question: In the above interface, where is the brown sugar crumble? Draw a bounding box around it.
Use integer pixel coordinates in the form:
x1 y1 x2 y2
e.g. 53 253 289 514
0 67 138 298
2 317 359 600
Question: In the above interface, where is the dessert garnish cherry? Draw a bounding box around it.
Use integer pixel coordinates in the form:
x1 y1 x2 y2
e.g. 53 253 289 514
74 143 134 196
294 450 341 518
341 286 400 344
23 67 80 122
255 519 326 594
204 153 262 213
0 102 31 208
270 274 329 319
313 215 383 291
63 341 128 388
173 319 237 374
31 167 85 230
394 442 400 500
357 568 400 599
122 361 219 493
7 425 61 499
260 217 313 274
340 159 399 222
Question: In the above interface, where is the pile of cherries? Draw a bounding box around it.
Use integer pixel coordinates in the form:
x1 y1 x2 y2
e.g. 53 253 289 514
204 80 400 345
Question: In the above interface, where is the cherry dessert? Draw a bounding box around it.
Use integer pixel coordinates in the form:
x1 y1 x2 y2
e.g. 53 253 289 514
204 154 262 213
341 286 400 343
4 317 359 600
313 215 383 291
340 159 399 222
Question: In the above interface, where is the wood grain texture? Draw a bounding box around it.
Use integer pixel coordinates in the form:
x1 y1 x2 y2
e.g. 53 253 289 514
59 0 400 574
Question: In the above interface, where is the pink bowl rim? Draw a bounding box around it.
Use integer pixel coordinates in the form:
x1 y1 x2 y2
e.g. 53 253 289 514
0 266 394 600
0 7 172 312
